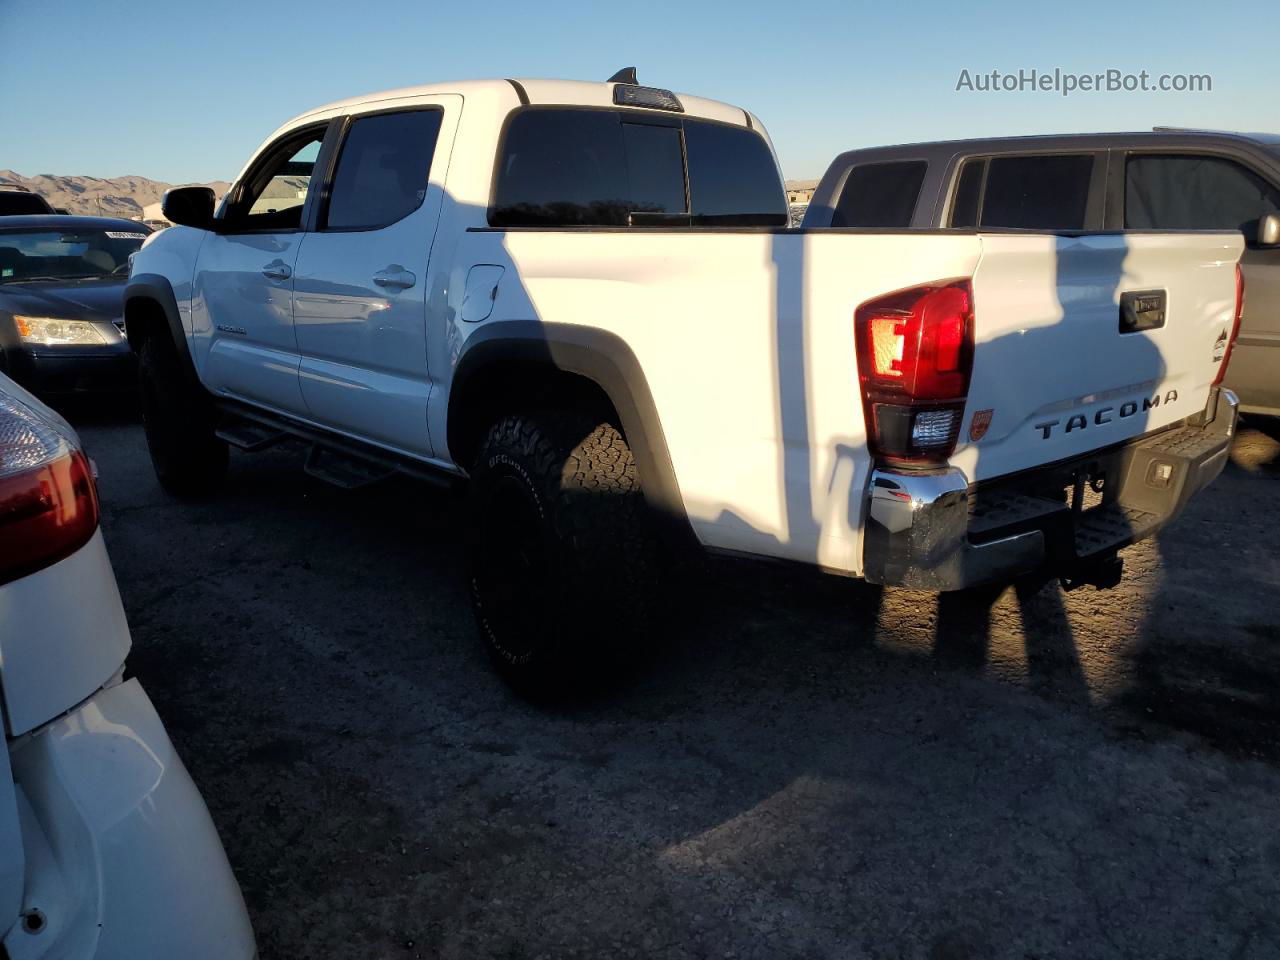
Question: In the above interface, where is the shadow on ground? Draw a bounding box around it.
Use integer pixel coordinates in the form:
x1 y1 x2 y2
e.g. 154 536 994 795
71 413 1280 960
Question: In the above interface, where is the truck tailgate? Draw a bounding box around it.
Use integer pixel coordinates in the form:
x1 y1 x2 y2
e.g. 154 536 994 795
952 232 1244 484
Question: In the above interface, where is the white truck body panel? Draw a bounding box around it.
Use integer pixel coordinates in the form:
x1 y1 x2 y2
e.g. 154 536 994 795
449 231 986 572
442 228 1241 574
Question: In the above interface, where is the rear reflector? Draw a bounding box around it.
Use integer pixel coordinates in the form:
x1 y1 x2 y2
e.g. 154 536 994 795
1213 263 1244 387
0 392 98 585
856 279 975 464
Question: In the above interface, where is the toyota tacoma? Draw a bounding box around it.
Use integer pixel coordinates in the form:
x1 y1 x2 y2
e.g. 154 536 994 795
125 71 1245 691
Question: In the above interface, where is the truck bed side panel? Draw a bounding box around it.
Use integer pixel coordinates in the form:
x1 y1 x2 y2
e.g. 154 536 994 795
455 231 985 575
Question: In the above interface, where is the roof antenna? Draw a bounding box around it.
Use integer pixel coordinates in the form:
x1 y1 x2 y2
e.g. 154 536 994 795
608 67 638 85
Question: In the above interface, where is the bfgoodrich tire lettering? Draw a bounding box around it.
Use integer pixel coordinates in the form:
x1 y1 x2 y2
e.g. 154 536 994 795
138 336 228 496
468 411 658 695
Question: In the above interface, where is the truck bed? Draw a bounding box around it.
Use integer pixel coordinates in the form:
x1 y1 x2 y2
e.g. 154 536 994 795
450 226 1243 577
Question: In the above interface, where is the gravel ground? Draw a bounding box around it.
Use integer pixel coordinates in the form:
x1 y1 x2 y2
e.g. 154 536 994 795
70 408 1280 960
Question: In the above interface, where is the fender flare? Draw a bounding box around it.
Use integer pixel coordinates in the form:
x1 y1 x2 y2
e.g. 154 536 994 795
450 320 695 546
123 274 199 387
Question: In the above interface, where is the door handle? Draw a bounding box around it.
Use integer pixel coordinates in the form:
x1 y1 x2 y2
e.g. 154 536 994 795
262 260 292 281
373 266 416 290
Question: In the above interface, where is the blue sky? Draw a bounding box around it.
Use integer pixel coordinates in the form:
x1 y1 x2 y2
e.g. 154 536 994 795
2 0 1271 183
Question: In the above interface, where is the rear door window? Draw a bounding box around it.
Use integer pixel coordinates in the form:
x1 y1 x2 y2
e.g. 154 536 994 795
832 161 927 227
490 109 786 227
949 154 1094 230
324 109 444 231
1125 154 1280 236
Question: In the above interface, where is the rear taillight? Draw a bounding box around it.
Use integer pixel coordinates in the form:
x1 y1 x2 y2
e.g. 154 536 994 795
855 279 975 465
0 392 98 586
1212 263 1245 387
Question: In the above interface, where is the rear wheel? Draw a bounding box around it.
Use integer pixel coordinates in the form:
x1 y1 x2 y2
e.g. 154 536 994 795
468 411 659 696
138 336 227 497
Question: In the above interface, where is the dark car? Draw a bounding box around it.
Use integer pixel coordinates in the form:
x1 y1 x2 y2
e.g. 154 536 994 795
0 185 56 216
805 128 1280 416
0 215 151 397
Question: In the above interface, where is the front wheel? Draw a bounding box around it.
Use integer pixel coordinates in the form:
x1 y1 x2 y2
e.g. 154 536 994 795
138 336 228 497
467 412 659 696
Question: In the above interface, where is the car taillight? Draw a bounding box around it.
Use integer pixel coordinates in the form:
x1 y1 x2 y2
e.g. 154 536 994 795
855 279 975 465
0 392 98 586
1212 263 1244 387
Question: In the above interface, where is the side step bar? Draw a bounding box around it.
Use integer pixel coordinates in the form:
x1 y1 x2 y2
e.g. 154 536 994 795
303 446 395 490
214 401 462 491
215 421 288 452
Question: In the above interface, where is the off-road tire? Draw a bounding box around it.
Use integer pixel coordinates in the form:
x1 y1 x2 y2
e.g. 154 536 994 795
138 335 228 496
468 411 660 696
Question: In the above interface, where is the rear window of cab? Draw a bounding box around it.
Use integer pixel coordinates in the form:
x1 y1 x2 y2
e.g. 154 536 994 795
490 108 788 228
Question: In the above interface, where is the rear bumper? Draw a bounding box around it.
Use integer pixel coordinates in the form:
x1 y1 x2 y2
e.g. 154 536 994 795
4 678 256 960
862 389 1238 591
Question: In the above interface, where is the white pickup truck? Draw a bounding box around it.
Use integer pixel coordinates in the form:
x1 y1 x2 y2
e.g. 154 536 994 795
126 71 1244 691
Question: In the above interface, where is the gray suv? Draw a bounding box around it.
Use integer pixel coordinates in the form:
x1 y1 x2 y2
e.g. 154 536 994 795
804 129 1280 416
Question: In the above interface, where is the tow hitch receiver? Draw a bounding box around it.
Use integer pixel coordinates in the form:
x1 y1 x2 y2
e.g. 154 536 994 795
1060 555 1124 592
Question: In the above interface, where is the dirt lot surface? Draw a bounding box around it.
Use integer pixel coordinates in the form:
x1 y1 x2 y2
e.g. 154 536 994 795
72 409 1280 960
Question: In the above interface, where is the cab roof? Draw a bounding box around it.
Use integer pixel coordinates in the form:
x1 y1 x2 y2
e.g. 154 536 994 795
286 76 752 130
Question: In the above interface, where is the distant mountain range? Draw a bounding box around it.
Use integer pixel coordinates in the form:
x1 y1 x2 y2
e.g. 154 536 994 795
0 170 230 220
0 170 817 221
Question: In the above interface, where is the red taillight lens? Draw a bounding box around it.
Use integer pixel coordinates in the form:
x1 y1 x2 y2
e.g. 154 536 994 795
0 394 99 586
856 279 975 464
1213 263 1244 387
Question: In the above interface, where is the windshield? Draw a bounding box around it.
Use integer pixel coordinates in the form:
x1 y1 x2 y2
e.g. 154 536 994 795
0 227 151 283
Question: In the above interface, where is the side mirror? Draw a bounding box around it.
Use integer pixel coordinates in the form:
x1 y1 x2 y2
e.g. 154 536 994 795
1258 211 1280 248
161 186 216 230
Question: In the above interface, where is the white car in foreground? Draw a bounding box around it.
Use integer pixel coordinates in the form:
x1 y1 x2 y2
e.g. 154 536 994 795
0 375 255 959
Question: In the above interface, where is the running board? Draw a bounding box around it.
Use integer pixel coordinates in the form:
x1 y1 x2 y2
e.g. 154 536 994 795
216 421 288 452
303 446 396 490
213 398 462 490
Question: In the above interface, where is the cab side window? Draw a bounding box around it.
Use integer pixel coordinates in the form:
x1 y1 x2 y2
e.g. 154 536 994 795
1125 154 1280 239
950 154 1094 230
221 126 327 233
832 161 927 228
323 110 445 231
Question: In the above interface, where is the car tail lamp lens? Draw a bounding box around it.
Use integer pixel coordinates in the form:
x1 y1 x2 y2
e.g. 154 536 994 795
856 279 975 464
0 392 98 586
1213 263 1244 387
